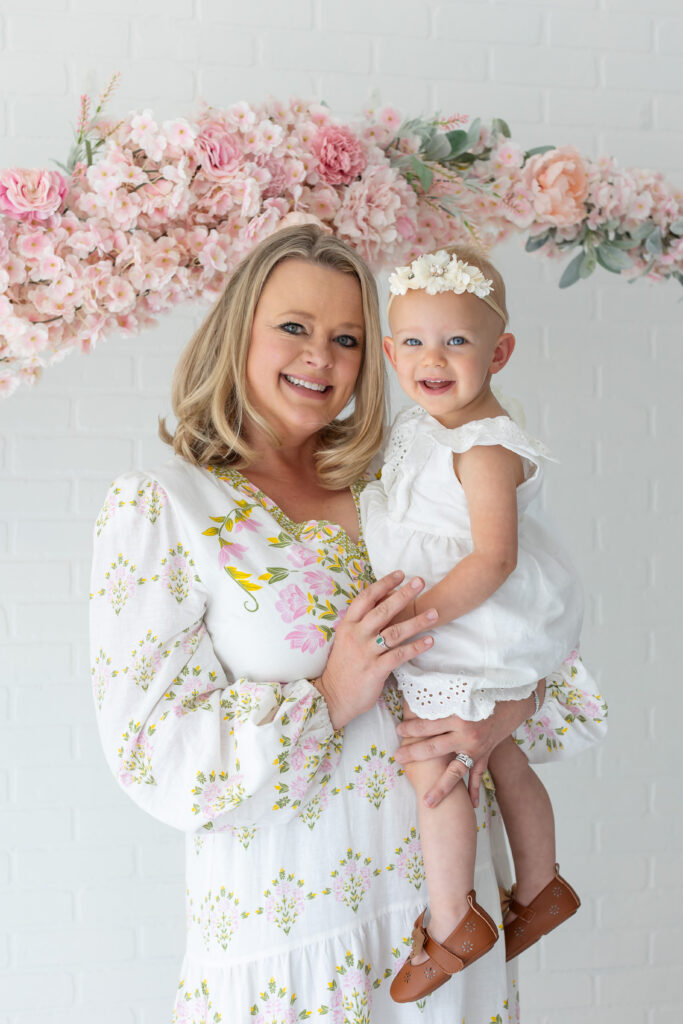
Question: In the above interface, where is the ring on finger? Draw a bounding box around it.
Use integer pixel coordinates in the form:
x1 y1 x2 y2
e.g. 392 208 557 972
455 752 474 771
375 633 390 650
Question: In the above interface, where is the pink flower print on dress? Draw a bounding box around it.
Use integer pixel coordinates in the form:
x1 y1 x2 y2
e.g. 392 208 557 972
261 870 306 935
354 746 400 808
325 851 376 912
217 541 248 568
302 569 336 597
286 544 318 568
105 560 138 615
285 622 326 654
275 584 308 623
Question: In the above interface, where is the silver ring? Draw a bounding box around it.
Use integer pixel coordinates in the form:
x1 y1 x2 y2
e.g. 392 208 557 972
375 634 389 649
455 752 474 771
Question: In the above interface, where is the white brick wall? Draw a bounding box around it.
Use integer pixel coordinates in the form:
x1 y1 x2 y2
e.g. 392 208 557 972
0 1 681 1022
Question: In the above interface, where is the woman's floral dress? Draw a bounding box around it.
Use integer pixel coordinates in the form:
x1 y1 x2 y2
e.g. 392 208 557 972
89 455 608 1024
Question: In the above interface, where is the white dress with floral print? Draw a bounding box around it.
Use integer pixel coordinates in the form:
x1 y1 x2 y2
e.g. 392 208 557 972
90 455 608 1024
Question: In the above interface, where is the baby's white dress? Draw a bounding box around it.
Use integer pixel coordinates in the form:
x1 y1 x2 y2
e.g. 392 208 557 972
361 406 593 721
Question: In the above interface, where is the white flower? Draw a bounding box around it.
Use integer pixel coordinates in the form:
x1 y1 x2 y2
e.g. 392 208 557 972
388 251 493 299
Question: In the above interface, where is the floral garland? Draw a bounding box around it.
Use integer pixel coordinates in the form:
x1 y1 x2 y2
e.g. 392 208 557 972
1 77 682 396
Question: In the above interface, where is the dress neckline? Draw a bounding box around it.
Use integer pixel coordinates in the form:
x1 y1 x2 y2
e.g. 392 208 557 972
207 465 369 561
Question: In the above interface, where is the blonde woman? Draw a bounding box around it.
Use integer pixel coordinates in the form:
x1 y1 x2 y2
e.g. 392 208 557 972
90 225 606 1022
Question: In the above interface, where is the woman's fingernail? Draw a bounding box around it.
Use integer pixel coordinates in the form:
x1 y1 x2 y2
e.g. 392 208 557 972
424 795 434 807
426 608 438 621
393 570 403 579
423 636 434 646
410 577 422 589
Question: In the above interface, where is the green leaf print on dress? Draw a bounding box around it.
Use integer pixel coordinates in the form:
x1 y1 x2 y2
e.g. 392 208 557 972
155 543 200 604
189 886 249 952
118 719 155 786
318 953 387 1023
192 768 246 823
385 826 425 891
255 869 316 935
94 553 146 615
91 648 117 710
249 976 313 1022
172 977 222 1024
321 849 381 912
347 746 402 809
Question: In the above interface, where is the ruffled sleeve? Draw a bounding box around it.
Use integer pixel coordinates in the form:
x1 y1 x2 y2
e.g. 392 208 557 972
89 472 341 833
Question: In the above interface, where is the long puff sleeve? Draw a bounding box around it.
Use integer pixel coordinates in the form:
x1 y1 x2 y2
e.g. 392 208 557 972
89 472 341 833
513 653 608 763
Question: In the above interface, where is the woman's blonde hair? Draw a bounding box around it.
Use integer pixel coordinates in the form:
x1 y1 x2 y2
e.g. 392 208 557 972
160 224 386 490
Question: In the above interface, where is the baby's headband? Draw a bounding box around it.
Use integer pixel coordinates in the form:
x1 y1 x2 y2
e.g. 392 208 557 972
387 250 508 327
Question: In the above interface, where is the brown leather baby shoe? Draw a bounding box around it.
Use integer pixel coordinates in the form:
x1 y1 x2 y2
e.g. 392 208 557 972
504 864 580 961
390 891 499 1003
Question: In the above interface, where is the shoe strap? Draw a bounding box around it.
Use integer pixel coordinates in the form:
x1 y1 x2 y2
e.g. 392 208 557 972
423 932 465 975
507 898 535 923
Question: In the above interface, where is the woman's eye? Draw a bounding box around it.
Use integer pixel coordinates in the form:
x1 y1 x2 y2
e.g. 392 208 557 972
280 322 304 334
447 336 467 346
335 334 359 349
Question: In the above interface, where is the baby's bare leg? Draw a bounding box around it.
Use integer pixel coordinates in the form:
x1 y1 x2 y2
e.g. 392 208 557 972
401 702 477 959
488 735 556 907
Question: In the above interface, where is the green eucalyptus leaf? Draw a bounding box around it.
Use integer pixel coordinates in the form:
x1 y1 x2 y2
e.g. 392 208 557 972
645 229 663 256
465 117 481 148
596 243 633 272
608 236 638 251
630 222 656 243
669 218 683 236
558 251 585 289
423 132 451 162
524 144 556 159
525 232 550 252
408 156 434 194
491 117 511 139
446 129 468 157
579 249 597 278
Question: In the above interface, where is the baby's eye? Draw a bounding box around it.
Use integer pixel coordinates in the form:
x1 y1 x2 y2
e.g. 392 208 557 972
280 321 304 334
447 336 467 346
404 337 422 347
335 334 360 349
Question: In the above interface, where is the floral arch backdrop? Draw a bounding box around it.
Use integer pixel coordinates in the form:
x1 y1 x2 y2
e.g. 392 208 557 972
1 77 682 397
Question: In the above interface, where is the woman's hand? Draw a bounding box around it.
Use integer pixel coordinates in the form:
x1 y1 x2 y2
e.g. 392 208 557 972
394 681 546 808
313 571 438 730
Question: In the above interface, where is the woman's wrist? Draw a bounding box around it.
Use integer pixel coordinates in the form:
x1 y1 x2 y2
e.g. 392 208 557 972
312 673 348 731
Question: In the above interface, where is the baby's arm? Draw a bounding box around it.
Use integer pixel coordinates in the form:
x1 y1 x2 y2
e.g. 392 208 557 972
414 444 524 624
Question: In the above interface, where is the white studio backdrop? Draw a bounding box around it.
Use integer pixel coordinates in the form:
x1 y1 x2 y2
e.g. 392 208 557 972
0 1 681 1022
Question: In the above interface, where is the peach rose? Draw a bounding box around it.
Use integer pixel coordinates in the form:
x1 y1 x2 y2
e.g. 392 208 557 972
523 146 589 227
0 168 67 222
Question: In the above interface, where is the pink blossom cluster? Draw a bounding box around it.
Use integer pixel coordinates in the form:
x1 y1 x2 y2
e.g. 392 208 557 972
1 96 682 396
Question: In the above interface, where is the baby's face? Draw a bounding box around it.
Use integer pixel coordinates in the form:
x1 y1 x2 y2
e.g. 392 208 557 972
385 289 511 427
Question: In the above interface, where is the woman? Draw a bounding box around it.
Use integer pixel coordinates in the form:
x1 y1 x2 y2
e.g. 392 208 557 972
90 225 606 1022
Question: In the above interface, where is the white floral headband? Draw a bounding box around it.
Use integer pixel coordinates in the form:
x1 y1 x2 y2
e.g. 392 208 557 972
387 250 508 326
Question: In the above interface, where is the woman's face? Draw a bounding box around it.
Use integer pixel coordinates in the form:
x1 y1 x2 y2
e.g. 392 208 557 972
245 257 365 447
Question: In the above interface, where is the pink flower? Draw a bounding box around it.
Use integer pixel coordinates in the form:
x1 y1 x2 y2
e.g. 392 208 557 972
523 146 590 227
286 623 326 654
276 584 308 623
218 541 248 567
0 168 67 222
312 125 367 185
302 570 335 596
196 121 242 182
334 164 418 266
287 545 318 568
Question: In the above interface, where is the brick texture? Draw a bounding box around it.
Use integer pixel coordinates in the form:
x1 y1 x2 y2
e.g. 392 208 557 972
0 1 681 1022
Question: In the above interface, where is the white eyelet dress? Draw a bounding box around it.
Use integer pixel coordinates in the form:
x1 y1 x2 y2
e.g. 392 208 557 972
90 454 607 1023
360 407 603 731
